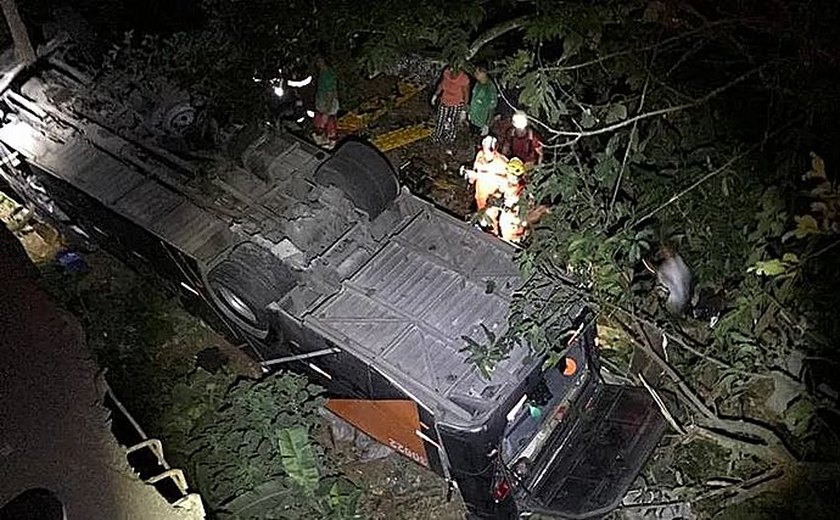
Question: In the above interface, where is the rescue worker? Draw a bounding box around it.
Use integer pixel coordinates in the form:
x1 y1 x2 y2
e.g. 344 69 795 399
495 158 552 243
468 67 498 137
465 135 508 211
500 111 543 168
497 158 527 242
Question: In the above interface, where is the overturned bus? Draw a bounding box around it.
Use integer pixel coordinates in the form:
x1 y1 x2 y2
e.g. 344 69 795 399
0 44 667 519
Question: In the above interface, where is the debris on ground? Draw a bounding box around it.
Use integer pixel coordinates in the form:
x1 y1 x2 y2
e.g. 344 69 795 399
55 248 88 273
346 454 466 520
0 192 65 263
320 410 466 519
618 484 696 520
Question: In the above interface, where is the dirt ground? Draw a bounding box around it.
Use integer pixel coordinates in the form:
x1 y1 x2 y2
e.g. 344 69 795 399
338 450 467 520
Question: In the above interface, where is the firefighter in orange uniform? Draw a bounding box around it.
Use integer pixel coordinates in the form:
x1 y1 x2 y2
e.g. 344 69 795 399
465 135 508 211
495 158 552 243
497 158 527 242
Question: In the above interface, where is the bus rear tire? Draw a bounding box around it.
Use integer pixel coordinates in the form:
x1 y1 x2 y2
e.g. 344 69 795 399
206 242 296 340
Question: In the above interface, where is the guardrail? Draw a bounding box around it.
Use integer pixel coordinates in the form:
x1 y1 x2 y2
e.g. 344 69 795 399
99 374 206 518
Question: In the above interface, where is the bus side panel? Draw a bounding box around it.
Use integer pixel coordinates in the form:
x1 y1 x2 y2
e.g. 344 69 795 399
266 313 444 472
10 162 263 355
292 333 446 476
24 164 202 296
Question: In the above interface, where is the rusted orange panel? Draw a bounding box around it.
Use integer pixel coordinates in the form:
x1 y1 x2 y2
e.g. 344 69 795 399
326 398 429 467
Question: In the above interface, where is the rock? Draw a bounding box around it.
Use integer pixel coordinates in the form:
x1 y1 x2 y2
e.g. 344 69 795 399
319 408 355 444
765 370 803 415
355 431 394 462
785 350 805 379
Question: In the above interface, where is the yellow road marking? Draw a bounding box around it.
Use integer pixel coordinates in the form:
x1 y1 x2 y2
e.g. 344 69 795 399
370 124 432 152
338 81 426 132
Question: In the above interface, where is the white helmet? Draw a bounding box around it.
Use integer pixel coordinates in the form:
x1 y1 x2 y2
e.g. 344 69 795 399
481 135 497 152
512 111 528 130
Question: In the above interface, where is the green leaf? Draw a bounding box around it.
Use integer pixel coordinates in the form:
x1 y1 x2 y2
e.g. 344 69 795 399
278 427 320 494
748 259 787 277
562 32 584 60
480 323 497 344
326 478 362 518
781 252 799 264
580 109 597 129
605 103 628 124
791 214 820 239
459 335 481 350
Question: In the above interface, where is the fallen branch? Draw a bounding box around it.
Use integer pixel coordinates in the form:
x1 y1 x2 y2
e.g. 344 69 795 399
618 498 688 511
640 373 686 435
621 467 784 515
687 423 793 464
695 466 785 512
695 466 784 503
633 312 769 380
613 314 797 464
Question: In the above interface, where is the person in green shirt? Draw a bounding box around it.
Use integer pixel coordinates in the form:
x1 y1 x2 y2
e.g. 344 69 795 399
468 67 498 137
313 55 339 147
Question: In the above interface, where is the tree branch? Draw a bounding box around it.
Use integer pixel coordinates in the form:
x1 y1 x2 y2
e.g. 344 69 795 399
541 19 745 74
533 268 796 463
607 59 652 225
613 313 797 464
625 118 798 231
466 16 531 61
693 466 785 508
640 373 686 435
540 65 766 139
1 0 36 64
633 144 757 225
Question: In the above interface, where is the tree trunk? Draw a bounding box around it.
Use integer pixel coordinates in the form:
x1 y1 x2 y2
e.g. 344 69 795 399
1 0 36 64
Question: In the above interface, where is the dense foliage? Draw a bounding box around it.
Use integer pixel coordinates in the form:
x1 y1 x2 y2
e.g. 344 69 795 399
493 2 840 452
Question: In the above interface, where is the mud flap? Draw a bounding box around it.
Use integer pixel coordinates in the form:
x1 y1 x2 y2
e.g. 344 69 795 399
521 385 668 519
